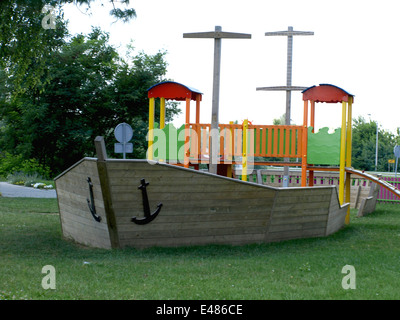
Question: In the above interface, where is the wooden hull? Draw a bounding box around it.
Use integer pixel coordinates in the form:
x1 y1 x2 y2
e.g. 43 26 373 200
55 158 349 249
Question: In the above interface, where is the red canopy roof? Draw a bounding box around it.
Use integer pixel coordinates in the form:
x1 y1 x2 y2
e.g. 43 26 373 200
147 81 202 101
302 84 354 103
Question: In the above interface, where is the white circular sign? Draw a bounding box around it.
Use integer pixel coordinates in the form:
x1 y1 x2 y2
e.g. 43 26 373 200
114 123 133 143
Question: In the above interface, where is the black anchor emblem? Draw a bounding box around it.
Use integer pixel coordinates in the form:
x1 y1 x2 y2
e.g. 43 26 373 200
86 177 102 222
131 178 162 225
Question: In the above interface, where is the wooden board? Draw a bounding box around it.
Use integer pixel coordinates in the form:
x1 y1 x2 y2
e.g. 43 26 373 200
55 158 112 249
55 158 349 249
105 160 274 248
325 188 348 236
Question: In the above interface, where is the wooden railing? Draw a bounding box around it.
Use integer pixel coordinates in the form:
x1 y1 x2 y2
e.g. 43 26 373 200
187 123 303 161
250 125 303 158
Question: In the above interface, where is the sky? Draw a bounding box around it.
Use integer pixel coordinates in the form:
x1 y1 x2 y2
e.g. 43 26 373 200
63 0 400 134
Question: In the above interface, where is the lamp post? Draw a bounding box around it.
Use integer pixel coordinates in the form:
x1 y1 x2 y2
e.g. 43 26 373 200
368 114 378 171
375 123 378 171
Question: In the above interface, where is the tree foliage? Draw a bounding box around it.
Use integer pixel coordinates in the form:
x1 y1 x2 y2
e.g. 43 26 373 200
0 1 68 94
0 0 181 177
71 0 137 22
0 0 135 96
0 28 179 175
352 116 397 172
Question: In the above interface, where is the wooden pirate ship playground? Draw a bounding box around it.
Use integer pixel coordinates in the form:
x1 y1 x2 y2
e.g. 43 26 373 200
54 82 400 249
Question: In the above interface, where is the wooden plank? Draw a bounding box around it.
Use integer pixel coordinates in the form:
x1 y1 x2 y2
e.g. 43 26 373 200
279 127 284 156
118 233 265 249
268 221 327 233
270 213 328 225
255 127 261 156
273 128 278 156
266 228 325 242
114 204 272 219
56 184 104 207
325 189 347 235
146 211 270 223
274 193 331 204
56 158 112 249
62 223 111 249
296 129 302 157
285 128 290 156
118 226 267 242
109 183 276 194
290 128 296 156
97 161 120 248
118 218 269 234
110 189 277 202
58 199 106 221
261 127 267 156
60 208 108 232
56 175 101 196
113 197 275 211
59 204 111 249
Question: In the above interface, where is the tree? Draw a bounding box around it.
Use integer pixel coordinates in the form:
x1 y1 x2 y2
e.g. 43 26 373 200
111 45 180 158
71 0 137 23
0 0 135 96
0 28 179 175
272 113 296 125
273 114 286 125
351 116 397 171
0 1 68 95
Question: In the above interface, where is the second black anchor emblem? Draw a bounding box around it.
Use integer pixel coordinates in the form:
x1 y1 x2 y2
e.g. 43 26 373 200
131 178 162 225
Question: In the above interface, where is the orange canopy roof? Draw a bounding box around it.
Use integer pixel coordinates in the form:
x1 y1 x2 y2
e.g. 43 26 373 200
302 84 354 103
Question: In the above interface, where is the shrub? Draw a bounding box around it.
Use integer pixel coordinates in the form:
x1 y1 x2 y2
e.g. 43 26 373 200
0 152 51 179
6 172 54 188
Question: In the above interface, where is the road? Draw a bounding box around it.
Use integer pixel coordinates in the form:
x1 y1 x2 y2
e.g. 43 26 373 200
0 182 57 198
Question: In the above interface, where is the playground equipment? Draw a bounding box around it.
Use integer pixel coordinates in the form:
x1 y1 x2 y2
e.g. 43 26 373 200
54 82 400 249
54 136 349 249
147 84 352 191
146 82 400 224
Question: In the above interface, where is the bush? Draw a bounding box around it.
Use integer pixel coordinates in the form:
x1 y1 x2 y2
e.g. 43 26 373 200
0 152 51 179
6 172 54 189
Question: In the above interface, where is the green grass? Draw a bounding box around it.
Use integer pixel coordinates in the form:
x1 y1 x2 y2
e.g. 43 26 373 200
1 198 400 300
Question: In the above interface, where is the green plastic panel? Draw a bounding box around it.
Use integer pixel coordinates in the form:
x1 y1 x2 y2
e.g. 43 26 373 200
307 127 341 165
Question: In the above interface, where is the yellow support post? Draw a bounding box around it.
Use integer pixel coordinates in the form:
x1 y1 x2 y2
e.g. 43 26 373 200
184 97 191 168
148 97 155 161
158 97 166 162
345 97 353 167
338 101 347 205
242 119 248 181
160 97 165 130
301 100 309 187
345 97 353 224
227 121 234 162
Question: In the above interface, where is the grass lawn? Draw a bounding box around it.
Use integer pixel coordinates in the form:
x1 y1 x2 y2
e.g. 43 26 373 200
0 197 400 300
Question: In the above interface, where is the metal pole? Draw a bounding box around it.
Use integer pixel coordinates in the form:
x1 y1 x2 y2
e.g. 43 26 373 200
375 122 378 171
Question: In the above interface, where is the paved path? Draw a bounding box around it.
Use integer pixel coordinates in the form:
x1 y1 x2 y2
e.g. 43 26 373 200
0 182 57 198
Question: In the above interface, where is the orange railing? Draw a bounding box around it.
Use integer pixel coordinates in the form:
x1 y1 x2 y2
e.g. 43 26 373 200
186 123 303 162
251 125 303 158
